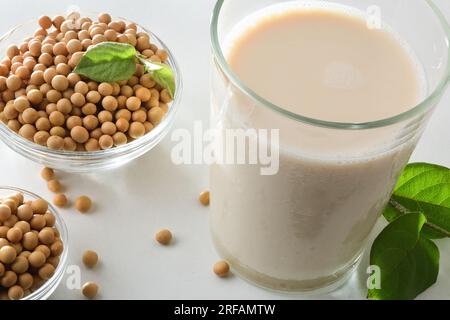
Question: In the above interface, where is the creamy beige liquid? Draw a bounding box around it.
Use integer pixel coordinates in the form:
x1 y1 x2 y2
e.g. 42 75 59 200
226 4 421 123
210 2 425 291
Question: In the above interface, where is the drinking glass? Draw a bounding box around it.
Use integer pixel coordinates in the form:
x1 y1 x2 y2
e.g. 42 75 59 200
210 0 450 292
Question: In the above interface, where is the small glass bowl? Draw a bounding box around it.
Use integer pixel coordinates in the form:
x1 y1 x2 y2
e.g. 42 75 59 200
0 14 182 173
0 186 69 300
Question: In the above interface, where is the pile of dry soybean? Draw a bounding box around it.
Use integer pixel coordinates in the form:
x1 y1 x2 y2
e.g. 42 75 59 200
0 13 172 151
0 193 63 300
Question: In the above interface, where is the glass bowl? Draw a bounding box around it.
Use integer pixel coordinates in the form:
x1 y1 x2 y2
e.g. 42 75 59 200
0 14 182 173
0 186 69 300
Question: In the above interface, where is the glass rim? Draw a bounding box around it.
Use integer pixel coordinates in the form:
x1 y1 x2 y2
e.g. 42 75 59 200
210 0 450 130
0 13 182 158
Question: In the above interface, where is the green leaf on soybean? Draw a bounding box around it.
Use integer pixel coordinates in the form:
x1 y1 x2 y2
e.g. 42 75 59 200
74 42 137 82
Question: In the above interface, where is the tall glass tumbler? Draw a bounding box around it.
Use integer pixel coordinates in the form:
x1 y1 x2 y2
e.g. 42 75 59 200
210 0 450 292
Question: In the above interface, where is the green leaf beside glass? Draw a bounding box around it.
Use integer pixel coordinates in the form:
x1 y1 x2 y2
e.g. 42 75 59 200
370 163 450 300
137 56 175 98
384 163 450 239
369 212 440 300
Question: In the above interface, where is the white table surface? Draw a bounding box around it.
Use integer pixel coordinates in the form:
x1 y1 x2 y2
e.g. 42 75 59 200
1 0 450 300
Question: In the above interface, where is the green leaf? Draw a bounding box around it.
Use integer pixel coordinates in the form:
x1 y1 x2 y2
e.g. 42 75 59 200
138 56 176 98
383 163 450 239
73 42 176 97
368 213 440 300
74 42 137 82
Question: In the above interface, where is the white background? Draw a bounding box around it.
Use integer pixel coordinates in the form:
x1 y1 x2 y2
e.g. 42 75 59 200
0 0 450 300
